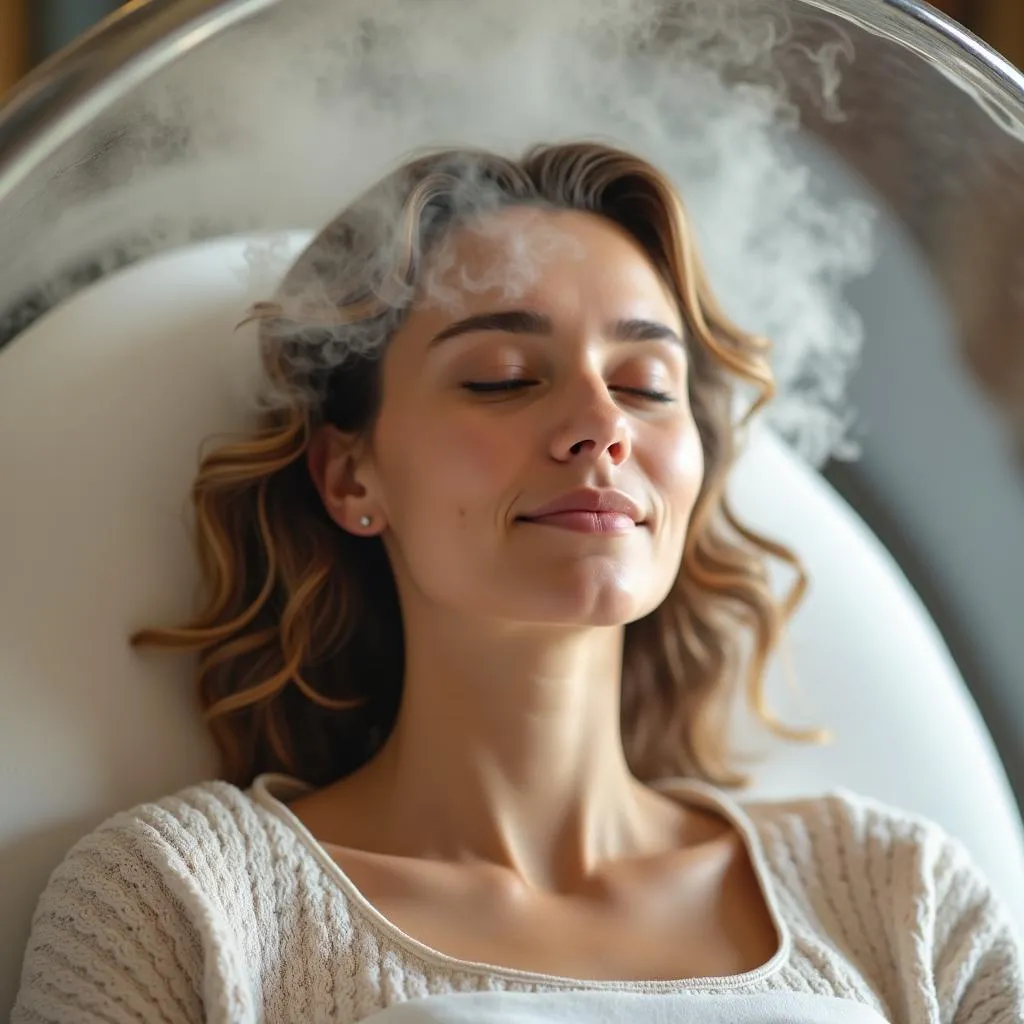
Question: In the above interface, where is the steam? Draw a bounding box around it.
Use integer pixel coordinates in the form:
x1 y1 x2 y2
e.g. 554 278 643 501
418 205 590 317
258 161 601 388
1 0 876 464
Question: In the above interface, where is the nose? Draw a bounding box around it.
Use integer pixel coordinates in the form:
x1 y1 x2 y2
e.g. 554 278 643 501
550 376 632 467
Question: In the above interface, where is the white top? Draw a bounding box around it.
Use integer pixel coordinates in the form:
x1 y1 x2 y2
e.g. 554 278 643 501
358 989 893 1022
11 773 1024 1023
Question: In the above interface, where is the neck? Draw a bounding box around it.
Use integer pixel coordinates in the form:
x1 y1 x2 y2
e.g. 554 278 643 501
350 611 673 889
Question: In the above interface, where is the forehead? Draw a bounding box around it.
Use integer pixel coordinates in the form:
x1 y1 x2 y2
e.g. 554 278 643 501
419 207 679 319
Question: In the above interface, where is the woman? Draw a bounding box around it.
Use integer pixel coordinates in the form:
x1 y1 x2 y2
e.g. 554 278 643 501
12 142 1022 1023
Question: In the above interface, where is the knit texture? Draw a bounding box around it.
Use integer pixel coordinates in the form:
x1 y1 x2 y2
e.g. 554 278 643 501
11 776 1024 1024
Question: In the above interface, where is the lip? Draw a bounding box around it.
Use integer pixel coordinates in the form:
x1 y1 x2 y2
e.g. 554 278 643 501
519 488 645 525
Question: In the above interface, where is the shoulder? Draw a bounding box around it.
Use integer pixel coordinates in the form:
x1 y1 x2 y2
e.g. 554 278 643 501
58 777 285 884
740 787 972 878
34 777 270 913
740 787 972 893
739 788 1018 946
741 786 942 845
13 779 279 1023
739 790 1024 1019
28 775 305 964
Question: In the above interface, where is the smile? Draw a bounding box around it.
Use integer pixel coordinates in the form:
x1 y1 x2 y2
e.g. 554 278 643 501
518 511 639 535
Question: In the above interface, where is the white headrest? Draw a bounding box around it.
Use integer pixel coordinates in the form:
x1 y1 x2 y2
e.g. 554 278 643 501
1 235 1022 1013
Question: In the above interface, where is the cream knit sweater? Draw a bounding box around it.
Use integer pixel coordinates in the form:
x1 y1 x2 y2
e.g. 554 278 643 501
11 773 1024 1024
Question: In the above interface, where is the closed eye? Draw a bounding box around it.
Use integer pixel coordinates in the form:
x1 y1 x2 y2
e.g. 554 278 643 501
461 380 538 393
461 380 674 402
615 386 675 403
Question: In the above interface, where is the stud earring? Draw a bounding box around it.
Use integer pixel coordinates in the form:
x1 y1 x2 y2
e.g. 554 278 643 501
359 515 372 528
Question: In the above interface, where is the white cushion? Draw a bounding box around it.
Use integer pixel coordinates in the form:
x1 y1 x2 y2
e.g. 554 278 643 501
730 428 1024 896
1 235 1022 1011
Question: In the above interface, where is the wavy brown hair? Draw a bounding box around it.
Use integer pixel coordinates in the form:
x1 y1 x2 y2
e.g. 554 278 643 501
133 141 825 790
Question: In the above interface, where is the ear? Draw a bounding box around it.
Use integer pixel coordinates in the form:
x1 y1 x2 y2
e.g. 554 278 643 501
306 424 384 536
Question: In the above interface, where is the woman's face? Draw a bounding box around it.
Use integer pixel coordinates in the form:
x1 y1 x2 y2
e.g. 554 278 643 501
335 207 704 628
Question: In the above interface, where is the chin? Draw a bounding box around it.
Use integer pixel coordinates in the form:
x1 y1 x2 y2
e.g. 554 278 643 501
525 575 663 628
544 603 656 630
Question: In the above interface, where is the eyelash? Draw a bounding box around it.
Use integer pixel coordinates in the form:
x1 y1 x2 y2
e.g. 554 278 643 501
461 380 675 403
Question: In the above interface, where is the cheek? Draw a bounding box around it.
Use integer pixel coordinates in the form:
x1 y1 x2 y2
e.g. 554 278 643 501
377 405 521 524
652 421 705 504
659 417 700 477
434 424 512 505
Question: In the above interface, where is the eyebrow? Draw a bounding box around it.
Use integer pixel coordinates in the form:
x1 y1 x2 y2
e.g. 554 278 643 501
429 309 685 347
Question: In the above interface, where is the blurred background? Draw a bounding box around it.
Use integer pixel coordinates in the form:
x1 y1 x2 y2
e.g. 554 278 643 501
1 0 1022 97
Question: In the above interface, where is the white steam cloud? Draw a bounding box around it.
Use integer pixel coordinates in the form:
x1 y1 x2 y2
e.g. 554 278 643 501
2 0 877 464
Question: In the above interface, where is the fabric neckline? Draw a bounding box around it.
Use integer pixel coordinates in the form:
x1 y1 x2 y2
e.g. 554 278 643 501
249 771 792 992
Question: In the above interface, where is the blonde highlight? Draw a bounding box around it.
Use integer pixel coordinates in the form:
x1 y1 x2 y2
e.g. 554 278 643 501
133 141 826 789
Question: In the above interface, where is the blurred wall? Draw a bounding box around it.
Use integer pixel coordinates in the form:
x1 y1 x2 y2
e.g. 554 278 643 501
35 1 123 60
0 0 121 98
0 0 30 97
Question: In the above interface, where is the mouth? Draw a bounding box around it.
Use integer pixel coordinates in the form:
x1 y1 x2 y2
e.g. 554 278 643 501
516 485 643 528
518 510 640 535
